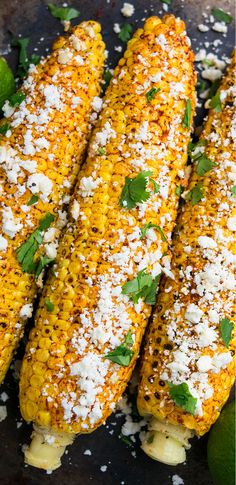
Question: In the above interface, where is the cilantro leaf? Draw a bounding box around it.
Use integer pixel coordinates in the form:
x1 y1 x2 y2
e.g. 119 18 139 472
34 255 54 279
188 139 207 161
45 298 54 312
220 318 233 347
185 183 204 206
118 24 133 43
98 147 106 156
16 213 55 274
0 123 10 135
169 382 197 415
182 99 192 129
105 331 134 366
161 0 172 4
11 38 41 78
146 87 161 102
197 78 207 94
231 185 236 196
196 155 217 176
103 70 112 93
48 4 80 21
140 222 167 242
120 170 153 209
9 91 26 107
175 185 184 196
210 92 222 112
211 7 233 24
208 79 221 99
119 434 133 447
122 269 160 305
27 194 39 206
150 179 160 194
38 213 55 231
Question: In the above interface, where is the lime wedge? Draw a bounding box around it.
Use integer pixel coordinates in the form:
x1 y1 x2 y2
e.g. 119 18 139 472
0 57 15 110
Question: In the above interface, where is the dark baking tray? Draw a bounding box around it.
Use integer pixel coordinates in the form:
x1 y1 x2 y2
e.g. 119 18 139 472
0 0 234 484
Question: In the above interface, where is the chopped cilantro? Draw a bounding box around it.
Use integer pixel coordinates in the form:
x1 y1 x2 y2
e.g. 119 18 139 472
122 269 160 305
118 24 133 43
182 99 192 129
208 79 221 99
27 194 39 206
231 185 236 196
211 7 233 24
220 318 233 347
0 123 10 135
48 4 80 21
161 0 172 4
98 147 106 156
185 183 204 206
175 185 184 196
197 78 207 94
146 87 161 102
140 222 167 242
105 331 134 366
103 70 112 92
45 298 54 312
9 91 26 107
150 179 160 194
119 434 133 447
210 92 222 112
188 139 207 160
11 38 41 78
120 170 154 209
196 155 217 176
16 213 55 275
169 382 197 415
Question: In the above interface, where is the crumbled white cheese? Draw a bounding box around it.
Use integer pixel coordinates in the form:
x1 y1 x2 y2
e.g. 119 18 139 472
227 216 236 231
0 235 8 252
91 96 103 112
197 355 213 372
27 173 53 201
71 199 80 220
121 2 134 17
19 303 33 320
2 207 23 238
58 47 73 64
198 236 217 249
185 303 204 324
0 406 7 422
198 24 209 33
212 22 228 34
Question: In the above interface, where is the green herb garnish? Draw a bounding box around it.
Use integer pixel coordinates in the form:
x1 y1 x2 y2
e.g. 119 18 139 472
208 79 221 99
16 213 55 275
118 24 133 43
105 331 134 366
140 222 166 242
231 186 236 196
188 139 207 160
146 87 161 102
161 0 172 4
210 92 222 112
182 99 192 129
45 298 54 312
120 170 154 209
119 434 133 447
103 70 112 92
185 183 204 206
220 318 233 347
0 123 10 135
122 269 160 305
48 4 80 21
147 434 154 444
9 91 26 107
11 38 41 78
169 382 197 415
196 155 217 176
211 7 233 24
27 194 39 206
197 78 207 94
175 185 184 196
98 147 106 156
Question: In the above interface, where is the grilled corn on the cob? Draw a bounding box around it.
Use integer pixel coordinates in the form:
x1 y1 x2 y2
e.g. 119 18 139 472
0 21 105 383
138 52 236 465
19 15 196 470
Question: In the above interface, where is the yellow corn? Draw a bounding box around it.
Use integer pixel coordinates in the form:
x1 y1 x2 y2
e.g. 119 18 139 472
19 15 196 470
0 21 105 383
138 52 236 465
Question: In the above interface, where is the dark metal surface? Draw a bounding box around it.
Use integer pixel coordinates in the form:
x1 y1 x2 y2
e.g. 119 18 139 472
0 0 234 483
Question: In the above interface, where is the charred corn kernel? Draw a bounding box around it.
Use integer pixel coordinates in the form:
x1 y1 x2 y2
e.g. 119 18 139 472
20 15 196 470
138 52 236 465
0 21 105 383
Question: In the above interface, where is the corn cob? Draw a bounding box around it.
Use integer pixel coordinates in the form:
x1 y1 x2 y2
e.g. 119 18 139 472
138 52 236 465
19 15 196 470
0 21 105 383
